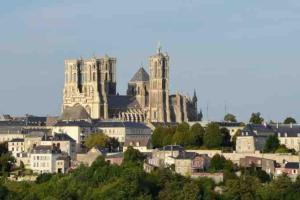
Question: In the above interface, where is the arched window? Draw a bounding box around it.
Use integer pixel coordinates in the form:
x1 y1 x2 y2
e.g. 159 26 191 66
73 73 76 82
93 72 96 81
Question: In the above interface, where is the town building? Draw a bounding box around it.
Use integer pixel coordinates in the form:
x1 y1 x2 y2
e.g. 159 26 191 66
62 45 199 123
236 123 300 153
123 135 152 152
239 156 276 174
51 121 92 152
76 147 105 166
174 152 210 176
30 145 70 174
8 138 25 157
93 121 151 143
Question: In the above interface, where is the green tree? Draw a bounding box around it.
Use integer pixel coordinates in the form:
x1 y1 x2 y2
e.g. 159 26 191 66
187 123 205 147
263 135 280 153
224 113 237 122
249 112 264 124
152 126 165 148
224 175 260 200
85 132 109 149
209 154 227 172
204 123 222 149
172 123 190 146
123 146 145 164
283 117 297 124
220 128 231 147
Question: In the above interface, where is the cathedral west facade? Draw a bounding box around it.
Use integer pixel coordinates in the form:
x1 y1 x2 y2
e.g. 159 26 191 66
62 46 199 123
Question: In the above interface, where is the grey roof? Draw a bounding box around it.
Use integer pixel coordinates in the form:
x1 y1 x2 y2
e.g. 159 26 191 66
176 152 207 160
124 136 151 147
285 162 299 169
93 121 150 129
32 145 61 154
271 124 300 137
130 67 149 82
158 145 184 151
108 95 141 110
10 138 24 142
44 133 76 142
61 105 91 121
241 124 300 138
242 124 275 137
54 120 92 127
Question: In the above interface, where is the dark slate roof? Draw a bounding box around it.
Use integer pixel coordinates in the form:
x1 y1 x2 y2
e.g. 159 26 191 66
54 120 92 127
44 133 76 142
0 121 25 126
130 67 149 82
241 124 300 138
61 105 91 121
158 145 184 151
124 136 151 147
10 138 24 142
216 122 244 127
241 124 275 137
285 162 299 169
32 145 61 154
93 121 150 129
271 124 300 137
150 122 178 128
108 95 141 109
176 152 202 159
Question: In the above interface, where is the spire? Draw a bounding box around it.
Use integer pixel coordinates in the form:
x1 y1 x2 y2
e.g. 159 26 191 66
193 89 197 102
157 41 162 54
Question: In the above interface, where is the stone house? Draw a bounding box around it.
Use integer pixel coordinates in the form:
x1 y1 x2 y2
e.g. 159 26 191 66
240 156 276 174
174 152 210 176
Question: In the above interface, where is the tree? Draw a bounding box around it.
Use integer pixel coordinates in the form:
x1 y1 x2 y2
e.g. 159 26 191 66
224 113 237 122
284 117 297 124
249 112 264 124
204 123 222 149
152 126 165 148
187 123 205 147
209 154 227 172
172 123 189 146
224 175 260 200
85 133 109 149
123 146 145 164
263 135 280 153
220 128 231 147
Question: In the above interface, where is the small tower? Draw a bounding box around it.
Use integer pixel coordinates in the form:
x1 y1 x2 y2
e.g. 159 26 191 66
148 44 171 122
127 65 149 107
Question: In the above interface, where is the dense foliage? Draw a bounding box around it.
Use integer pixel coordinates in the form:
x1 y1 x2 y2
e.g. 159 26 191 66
224 113 237 122
249 112 264 124
0 147 300 199
85 132 119 151
283 117 297 124
152 122 233 150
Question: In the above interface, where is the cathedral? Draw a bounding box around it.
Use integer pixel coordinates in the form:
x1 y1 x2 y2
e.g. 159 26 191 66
62 46 199 123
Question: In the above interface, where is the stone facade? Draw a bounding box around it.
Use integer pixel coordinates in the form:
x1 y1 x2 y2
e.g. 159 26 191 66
62 46 198 123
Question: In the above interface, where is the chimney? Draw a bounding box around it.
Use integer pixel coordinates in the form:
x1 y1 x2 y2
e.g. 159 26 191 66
276 122 279 129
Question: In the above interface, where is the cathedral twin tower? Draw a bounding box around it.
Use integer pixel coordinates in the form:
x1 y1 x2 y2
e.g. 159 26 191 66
62 45 198 123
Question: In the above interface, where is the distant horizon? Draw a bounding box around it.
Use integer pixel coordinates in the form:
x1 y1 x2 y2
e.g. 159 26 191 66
1 0 300 122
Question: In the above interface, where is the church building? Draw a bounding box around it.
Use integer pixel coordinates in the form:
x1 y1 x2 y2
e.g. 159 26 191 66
62 45 199 123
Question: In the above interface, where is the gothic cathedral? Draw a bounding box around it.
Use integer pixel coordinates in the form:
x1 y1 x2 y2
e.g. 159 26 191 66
62 46 199 123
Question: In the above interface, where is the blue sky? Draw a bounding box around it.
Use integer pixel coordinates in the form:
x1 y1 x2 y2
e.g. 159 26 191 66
0 0 300 122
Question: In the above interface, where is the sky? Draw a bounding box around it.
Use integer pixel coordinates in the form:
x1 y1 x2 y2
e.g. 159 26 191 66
0 0 300 122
